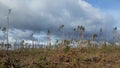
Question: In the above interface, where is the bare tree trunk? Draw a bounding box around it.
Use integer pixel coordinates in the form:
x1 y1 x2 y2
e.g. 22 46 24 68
62 30 64 48
47 34 51 50
32 40 34 48
81 32 84 47
106 29 108 47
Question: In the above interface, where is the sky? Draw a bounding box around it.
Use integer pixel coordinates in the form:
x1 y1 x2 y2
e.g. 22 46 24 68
0 0 119 44
85 0 120 27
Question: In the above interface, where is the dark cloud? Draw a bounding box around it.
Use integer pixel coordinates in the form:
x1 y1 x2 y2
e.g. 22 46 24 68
0 0 117 42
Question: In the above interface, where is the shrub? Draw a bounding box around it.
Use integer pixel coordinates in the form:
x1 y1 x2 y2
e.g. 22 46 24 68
63 46 70 53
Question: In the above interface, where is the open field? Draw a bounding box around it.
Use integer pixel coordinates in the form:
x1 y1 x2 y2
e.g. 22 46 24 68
0 0 120 68
0 46 120 68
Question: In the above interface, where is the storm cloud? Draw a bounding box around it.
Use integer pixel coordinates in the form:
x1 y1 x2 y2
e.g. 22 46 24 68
0 0 117 42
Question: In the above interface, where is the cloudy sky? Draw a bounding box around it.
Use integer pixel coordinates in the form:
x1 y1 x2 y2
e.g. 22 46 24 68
0 0 119 44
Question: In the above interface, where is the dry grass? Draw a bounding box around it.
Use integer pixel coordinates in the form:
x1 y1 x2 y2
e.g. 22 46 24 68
0 46 120 68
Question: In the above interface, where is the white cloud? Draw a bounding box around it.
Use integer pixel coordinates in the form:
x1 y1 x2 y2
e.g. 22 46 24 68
0 0 117 42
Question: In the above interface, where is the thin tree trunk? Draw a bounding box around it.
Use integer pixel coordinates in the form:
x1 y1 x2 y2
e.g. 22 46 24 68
47 34 51 48
114 33 116 48
32 40 34 48
105 30 108 47
62 30 64 48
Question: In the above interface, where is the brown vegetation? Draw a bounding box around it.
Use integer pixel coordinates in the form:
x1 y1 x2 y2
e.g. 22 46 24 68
0 46 120 68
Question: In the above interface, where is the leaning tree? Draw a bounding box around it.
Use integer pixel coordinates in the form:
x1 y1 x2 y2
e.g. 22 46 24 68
47 29 51 46
6 9 11 51
77 25 85 47
71 28 76 40
30 33 34 48
58 24 65 46
99 28 103 42
77 25 85 41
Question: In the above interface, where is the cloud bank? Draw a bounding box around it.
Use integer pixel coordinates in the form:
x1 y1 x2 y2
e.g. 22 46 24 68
0 0 117 43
